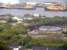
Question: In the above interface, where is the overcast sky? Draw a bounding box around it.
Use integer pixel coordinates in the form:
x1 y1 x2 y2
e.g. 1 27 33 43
0 0 66 3
0 0 19 3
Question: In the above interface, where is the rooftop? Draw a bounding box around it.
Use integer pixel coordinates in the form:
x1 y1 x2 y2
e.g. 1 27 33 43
39 26 62 32
29 25 62 32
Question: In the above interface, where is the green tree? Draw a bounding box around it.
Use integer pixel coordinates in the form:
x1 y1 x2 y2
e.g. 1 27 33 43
0 23 28 49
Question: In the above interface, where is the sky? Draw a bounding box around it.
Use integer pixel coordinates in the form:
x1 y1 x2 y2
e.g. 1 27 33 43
0 0 19 3
0 0 66 3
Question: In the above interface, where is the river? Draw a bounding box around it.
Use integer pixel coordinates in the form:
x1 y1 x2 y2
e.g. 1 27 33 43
0 0 67 17
0 8 67 17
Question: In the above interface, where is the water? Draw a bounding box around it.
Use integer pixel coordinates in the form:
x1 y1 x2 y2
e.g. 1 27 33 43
0 0 67 17
0 8 66 17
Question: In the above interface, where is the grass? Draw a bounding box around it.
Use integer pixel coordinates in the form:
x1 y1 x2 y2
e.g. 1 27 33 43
32 38 64 47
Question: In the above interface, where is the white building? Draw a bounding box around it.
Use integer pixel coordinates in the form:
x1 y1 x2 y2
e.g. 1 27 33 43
28 26 62 34
12 16 23 23
39 26 62 32
32 13 40 18
9 46 22 50
28 26 63 39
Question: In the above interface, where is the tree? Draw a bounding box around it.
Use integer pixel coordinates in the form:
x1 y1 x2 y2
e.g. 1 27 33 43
0 23 28 49
23 35 32 48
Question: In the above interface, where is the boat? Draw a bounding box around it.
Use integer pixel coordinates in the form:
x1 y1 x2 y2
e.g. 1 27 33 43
45 4 67 11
